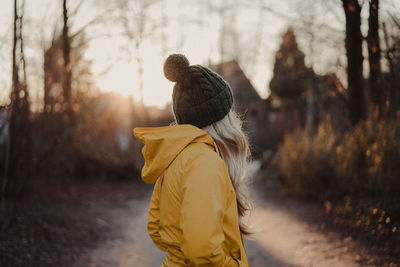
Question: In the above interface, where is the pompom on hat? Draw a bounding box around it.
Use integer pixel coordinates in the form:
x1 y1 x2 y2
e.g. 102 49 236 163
163 54 189 82
163 54 234 128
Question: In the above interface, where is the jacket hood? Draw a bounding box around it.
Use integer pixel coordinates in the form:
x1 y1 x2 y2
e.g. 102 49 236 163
133 124 216 184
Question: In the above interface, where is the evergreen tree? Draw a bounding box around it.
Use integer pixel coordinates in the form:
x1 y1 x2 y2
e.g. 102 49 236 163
269 28 310 100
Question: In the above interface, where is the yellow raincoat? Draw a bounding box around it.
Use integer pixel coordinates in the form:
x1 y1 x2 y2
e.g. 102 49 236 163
133 124 249 267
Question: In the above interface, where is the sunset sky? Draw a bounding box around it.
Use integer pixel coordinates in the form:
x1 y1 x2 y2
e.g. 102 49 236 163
0 0 398 109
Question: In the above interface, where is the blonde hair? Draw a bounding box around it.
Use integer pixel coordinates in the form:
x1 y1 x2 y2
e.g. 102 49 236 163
201 109 257 236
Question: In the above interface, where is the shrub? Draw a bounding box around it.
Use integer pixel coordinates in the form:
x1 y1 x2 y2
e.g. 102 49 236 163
279 120 341 199
278 114 400 208
278 114 400 241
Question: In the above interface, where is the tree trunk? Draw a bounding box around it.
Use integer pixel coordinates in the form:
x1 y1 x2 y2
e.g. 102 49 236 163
63 0 72 117
2 0 19 207
382 22 398 118
2 0 30 206
11 0 19 98
305 72 315 135
16 0 30 196
43 49 52 113
367 0 382 115
342 0 365 124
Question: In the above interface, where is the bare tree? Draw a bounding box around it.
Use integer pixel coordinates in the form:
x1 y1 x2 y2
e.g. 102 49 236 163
382 19 400 117
200 0 263 75
42 0 109 114
342 0 366 124
292 2 318 134
367 0 383 115
2 0 30 209
62 0 73 119
117 0 160 109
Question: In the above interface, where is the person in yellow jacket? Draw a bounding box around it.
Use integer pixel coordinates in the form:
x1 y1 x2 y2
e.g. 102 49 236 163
133 54 256 266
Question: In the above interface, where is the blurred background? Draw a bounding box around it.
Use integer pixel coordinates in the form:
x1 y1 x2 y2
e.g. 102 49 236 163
0 0 399 266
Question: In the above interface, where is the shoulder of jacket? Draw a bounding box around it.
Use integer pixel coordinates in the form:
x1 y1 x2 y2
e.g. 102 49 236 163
177 142 224 167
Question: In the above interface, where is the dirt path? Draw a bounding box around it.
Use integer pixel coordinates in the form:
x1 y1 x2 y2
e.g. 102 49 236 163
75 196 165 267
77 166 376 267
244 184 373 267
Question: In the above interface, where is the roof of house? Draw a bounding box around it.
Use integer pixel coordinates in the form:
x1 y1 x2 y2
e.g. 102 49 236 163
209 60 263 110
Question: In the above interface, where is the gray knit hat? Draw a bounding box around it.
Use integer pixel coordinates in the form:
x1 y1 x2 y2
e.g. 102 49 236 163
163 54 234 128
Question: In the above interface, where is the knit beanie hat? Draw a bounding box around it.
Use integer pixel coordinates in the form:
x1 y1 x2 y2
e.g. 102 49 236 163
163 54 234 128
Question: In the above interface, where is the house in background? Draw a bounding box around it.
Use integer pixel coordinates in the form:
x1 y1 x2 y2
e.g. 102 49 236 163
265 28 348 149
211 28 348 154
211 60 269 157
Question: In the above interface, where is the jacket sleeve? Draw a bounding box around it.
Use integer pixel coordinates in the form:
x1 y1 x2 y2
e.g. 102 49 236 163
179 153 241 266
147 176 168 252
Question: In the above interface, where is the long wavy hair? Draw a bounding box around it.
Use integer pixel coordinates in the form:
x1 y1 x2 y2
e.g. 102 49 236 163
201 109 257 236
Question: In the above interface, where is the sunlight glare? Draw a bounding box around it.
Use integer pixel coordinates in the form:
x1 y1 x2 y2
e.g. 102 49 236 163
96 61 136 97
